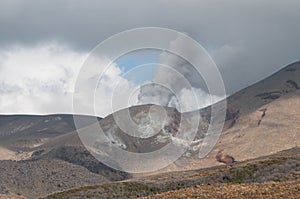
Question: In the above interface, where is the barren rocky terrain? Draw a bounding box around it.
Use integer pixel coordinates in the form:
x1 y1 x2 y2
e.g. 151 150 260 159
0 62 299 198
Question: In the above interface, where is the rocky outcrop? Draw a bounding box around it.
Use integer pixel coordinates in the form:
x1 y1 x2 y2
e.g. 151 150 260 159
286 80 300 90
256 91 281 100
215 150 236 165
223 108 240 130
257 108 267 126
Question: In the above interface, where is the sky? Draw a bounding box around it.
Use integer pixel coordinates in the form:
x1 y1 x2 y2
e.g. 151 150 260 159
0 0 300 117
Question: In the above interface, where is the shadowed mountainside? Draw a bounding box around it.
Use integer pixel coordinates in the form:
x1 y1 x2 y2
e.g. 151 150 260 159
0 114 98 151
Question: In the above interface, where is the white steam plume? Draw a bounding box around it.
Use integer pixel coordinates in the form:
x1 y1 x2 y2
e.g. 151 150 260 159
138 36 223 112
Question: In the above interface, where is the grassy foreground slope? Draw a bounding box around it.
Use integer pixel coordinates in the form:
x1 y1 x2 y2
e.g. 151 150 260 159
144 181 300 199
44 147 300 199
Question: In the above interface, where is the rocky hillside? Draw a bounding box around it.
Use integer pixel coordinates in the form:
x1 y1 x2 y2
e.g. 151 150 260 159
0 62 300 198
42 62 300 198
0 114 98 151
0 159 108 198
200 61 300 168
76 61 300 173
166 61 300 171
0 114 130 198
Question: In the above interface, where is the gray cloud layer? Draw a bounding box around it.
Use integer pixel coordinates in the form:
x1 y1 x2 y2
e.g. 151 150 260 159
0 0 300 114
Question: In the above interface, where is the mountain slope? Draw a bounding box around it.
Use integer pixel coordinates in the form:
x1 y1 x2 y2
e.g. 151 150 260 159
0 114 98 151
33 62 300 174
0 158 108 198
209 61 300 164
0 114 130 198
1 61 300 198
86 61 300 172
164 61 300 170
